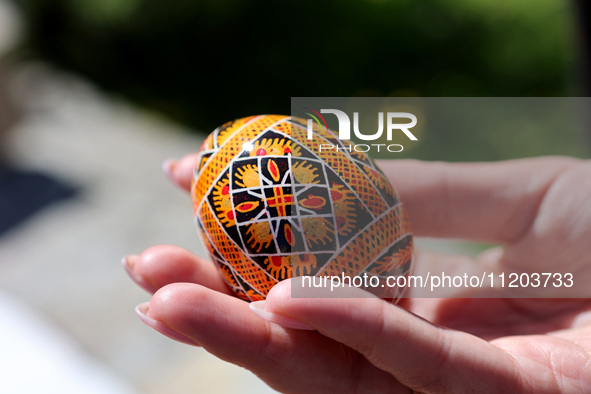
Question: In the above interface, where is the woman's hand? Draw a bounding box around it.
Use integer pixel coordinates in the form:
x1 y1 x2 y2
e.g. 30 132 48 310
124 155 591 393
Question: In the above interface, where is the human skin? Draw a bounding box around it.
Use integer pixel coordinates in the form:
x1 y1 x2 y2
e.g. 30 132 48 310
124 155 591 393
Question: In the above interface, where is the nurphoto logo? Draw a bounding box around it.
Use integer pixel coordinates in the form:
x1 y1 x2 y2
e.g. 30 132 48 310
305 108 418 153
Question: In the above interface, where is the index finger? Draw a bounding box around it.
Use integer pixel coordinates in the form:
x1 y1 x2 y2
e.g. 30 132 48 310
377 157 580 243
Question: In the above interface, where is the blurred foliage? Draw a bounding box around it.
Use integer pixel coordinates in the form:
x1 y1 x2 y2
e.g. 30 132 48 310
12 0 579 133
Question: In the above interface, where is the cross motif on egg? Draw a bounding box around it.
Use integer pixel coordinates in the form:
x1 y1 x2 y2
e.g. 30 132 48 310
192 115 413 302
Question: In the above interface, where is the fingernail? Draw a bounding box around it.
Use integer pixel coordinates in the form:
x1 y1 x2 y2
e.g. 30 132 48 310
135 302 201 346
249 301 314 330
122 256 158 294
161 159 181 188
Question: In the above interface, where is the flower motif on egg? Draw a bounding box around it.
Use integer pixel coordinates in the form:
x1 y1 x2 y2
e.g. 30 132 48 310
192 115 413 302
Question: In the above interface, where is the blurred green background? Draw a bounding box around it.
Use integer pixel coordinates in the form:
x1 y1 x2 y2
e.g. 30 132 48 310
8 0 590 158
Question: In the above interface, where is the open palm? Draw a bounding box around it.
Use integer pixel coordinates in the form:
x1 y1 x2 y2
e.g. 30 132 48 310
125 155 591 393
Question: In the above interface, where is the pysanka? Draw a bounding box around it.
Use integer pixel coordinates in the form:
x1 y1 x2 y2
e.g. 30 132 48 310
191 115 413 302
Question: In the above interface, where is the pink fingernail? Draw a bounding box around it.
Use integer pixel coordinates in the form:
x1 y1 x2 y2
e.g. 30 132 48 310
135 303 201 346
121 256 158 294
249 301 314 331
161 159 182 188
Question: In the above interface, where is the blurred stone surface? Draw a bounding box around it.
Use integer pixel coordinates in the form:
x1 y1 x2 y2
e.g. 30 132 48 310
0 63 277 394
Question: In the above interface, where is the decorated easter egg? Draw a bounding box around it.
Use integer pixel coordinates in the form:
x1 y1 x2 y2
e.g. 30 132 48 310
191 115 412 302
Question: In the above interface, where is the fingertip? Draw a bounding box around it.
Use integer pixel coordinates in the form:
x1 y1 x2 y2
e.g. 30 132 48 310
137 245 195 279
146 283 266 351
124 244 234 297
162 153 198 192
122 255 158 294
135 301 149 316
135 299 201 346
161 158 176 178
161 158 184 189
150 282 192 311
146 283 198 329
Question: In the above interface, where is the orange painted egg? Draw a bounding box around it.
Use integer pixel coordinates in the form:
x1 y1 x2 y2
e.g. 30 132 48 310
191 115 412 302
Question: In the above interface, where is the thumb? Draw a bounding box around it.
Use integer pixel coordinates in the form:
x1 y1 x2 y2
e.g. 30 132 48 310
253 278 524 393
